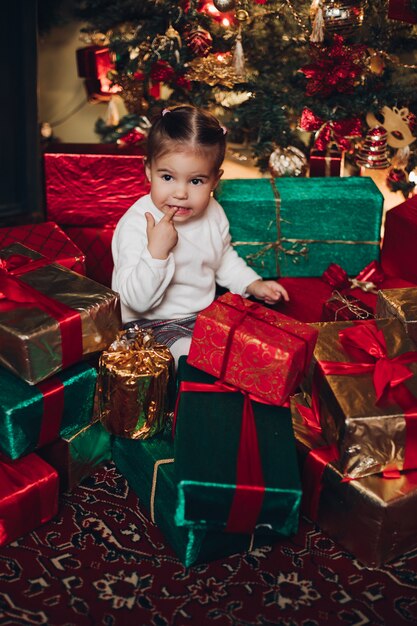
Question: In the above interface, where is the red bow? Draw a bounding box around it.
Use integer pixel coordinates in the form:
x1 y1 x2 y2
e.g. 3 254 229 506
322 260 384 294
299 108 362 151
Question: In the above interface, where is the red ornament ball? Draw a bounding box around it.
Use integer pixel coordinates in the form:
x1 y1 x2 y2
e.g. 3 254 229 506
185 26 213 57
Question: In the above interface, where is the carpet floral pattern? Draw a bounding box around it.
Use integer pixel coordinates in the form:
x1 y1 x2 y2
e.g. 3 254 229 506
1 462 417 626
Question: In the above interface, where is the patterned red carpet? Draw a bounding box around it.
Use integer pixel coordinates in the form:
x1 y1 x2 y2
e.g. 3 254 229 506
1 461 417 626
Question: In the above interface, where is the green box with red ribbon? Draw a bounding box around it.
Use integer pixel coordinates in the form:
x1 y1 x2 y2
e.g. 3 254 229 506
173 358 302 536
214 177 383 278
0 361 97 460
0 243 121 384
112 426 279 567
304 317 417 479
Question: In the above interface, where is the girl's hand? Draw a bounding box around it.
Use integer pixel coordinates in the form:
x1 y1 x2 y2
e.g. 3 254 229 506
246 279 289 305
145 207 179 259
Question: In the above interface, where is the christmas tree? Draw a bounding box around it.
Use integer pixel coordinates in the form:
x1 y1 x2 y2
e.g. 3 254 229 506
69 0 417 173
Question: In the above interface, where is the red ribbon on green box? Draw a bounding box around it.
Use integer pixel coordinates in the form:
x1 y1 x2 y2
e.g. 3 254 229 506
174 380 266 534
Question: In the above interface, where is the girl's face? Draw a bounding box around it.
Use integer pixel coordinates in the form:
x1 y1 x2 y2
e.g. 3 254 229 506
145 148 223 223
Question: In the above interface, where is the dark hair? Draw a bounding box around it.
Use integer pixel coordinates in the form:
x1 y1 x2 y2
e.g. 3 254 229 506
146 105 226 171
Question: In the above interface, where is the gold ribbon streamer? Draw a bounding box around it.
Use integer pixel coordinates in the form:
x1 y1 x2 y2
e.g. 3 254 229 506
326 291 375 321
231 178 380 277
150 458 174 524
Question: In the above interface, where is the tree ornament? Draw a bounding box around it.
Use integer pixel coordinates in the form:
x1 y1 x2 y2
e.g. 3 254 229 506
322 0 365 38
386 168 415 198
310 0 325 43
116 75 149 116
355 126 390 169
184 26 213 57
269 146 308 177
366 106 416 149
213 0 236 12
185 53 241 88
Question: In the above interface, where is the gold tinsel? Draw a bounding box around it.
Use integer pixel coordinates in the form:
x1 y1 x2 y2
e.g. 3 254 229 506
116 75 149 116
185 54 241 88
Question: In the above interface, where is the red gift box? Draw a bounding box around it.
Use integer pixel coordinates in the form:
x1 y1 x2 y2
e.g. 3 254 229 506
63 225 114 287
0 453 59 546
309 147 344 177
321 291 374 321
276 277 333 322
44 144 149 228
381 196 417 284
76 46 121 101
187 293 318 405
388 0 417 23
0 222 86 275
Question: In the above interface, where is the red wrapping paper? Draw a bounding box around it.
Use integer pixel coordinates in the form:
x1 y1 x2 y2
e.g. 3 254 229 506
0 453 59 546
63 225 115 287
0 222 86 275
44 146 149 228
321 292 374 321
309 148 344 177
381 196 417 283
388 0 417 23
187 293 318 405
76 46 121 99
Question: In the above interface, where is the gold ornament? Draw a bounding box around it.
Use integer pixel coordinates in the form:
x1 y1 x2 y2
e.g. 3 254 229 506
322 0 365 38
185 54 241 88
116 75 149 116
368 48 385 75
235 9 250 22
269 146 308 177
213 0 236 11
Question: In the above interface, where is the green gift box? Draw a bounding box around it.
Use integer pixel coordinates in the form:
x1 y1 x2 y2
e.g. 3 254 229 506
38 419 112 492
174 358 302 535
0 361 97 460
112 429 277 567
214 177 383 278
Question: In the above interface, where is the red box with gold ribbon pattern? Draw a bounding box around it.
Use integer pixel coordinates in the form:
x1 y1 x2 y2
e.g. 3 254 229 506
290 392 417 568
0 453 59 547
187 293 318 405
0 243 121 384
304 318 417 478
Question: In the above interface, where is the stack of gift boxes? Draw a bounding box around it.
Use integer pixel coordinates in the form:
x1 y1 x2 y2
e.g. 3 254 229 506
6 167 417 569
0 223 122 545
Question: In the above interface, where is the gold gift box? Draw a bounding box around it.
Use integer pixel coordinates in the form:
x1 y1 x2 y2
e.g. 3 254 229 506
303 318 417 478
0 243 121 384
291 393 417 568
97 327 174 439
377 287 417 346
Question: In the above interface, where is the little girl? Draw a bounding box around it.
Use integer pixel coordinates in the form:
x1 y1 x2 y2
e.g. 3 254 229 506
111 104 289 364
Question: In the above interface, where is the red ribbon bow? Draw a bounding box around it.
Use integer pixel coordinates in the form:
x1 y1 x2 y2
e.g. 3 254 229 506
322 260 385 294
299 108 362 151
317 321 417 469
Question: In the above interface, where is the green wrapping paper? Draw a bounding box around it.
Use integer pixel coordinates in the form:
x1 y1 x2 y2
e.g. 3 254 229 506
0 361 97 460
38 419 112 492
112 429 278 567
174 358 301 534
214 177 383 278
291 393 417 568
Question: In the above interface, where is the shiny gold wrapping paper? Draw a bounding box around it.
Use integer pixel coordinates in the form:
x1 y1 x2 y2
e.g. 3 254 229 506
291 393 417 568
303 318 417 478
376 288 417 346
97 327 174 439
0 244 121 385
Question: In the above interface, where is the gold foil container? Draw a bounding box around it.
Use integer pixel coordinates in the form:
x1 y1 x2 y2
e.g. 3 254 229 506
303 318 417 478
0 243 121 384
97 327 174 439
376 287 417 347
291 393 417 568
